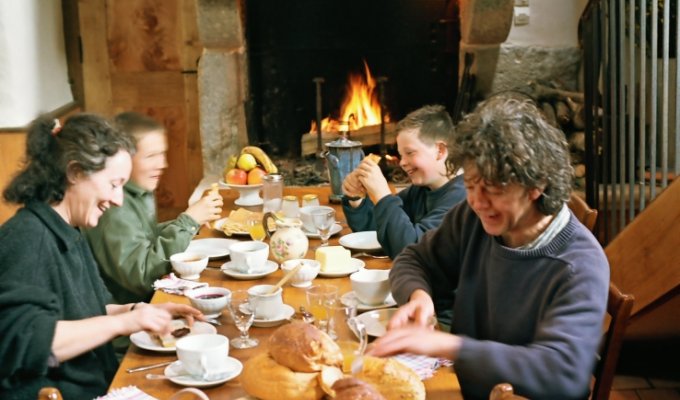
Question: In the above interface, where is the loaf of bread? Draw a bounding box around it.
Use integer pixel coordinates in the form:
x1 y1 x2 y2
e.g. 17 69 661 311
333 377 386 400
268 321 343 372
240 352 324 400
356 356 426 400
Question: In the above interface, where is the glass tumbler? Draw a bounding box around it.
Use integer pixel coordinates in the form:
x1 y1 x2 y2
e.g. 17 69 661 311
262 173 283 213
281 195 300 218
302 193 320 208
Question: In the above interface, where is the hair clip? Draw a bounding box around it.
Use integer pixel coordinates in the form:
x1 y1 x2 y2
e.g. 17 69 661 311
51 119 62 136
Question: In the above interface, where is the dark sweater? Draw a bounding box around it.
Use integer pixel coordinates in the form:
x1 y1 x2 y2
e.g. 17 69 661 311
342 175 466 259
390 201 609 399
0 202 118 400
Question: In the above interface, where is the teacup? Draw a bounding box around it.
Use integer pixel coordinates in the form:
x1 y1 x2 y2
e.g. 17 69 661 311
229 241 269 272
186 286 232 317
176 334 229 377
247 284 283 320
299 205 334 233
170 252 209 280
350 269 391 305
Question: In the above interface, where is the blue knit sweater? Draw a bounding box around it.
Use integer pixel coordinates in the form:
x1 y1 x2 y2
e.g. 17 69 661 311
390 201 609 399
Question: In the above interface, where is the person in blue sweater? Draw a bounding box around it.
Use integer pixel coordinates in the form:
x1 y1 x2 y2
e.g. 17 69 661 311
368 95 610 399
341 105 466 260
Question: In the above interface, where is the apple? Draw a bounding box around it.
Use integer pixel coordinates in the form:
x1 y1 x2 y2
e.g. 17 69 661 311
237 153 257 171
247 167 266 185
225 168 247 185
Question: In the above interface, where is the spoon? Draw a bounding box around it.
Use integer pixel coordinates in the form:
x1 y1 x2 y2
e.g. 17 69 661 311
353 252 389 259
267 262 304 294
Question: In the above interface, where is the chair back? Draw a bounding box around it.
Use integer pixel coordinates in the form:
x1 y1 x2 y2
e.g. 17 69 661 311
568 193 598 233
489 383 528 400
38 387 62 400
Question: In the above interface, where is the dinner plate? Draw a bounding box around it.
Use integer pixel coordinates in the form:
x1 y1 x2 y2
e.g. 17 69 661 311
164 358 243 387
303 223 342 239
252 304 295 328
129 321 217 353
355 308 399 337
338 231 382 251
317 258 365 278
220 260 278 280
341 291 397 312
186 238 238 259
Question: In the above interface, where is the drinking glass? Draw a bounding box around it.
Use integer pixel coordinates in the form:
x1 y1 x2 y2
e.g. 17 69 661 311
305 284 338 332
247 218 266 241
312 208 335 247
281 195 300 218
228 290 259 349
326 301 365 373
301 193 320 208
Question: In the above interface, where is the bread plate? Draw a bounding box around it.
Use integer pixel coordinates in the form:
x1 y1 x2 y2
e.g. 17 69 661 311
130 321 216 352
339 231 382 251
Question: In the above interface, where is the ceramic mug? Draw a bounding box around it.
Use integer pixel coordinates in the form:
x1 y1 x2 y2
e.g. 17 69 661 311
247 284 283 320
229 241 269 272
176 334 229 377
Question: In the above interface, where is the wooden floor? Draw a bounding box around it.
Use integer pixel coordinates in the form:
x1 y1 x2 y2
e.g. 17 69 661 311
611 375 680 400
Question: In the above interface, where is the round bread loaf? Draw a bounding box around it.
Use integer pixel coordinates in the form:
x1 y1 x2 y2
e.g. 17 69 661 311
241 352 325 400
333 377 386 400
268 321 342 372
356 356 426 400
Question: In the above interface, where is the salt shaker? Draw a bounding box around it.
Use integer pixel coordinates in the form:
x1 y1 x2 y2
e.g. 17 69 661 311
262 173 283 213
281 195 300 218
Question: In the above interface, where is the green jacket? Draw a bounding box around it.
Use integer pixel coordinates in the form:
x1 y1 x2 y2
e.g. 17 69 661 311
84 182 200 304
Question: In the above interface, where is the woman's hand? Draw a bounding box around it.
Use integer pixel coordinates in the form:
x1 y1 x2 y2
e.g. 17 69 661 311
151 302 204 326
355 159 391 204
366 326 461 360
185 191 223 225
387 289 436 330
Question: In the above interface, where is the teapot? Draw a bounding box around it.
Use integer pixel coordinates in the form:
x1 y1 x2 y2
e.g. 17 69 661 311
324 131 364 202
262 213 309 263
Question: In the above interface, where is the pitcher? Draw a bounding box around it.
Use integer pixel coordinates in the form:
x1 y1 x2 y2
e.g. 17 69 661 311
262 213 309 263
324 134 364 202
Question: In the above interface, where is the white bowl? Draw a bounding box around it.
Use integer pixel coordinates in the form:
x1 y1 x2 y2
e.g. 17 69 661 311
185 286 232 316
280 259 320 288
170 252 209 280
350 269 391 305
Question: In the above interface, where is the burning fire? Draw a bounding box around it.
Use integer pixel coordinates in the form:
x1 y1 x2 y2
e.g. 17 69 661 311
310 61 390 134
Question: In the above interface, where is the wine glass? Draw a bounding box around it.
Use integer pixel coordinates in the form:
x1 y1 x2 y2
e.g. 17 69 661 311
228 290 259 349
311 209 335 247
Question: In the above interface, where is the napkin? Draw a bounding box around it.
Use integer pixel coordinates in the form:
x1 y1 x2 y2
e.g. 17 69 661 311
94 386 157 400
393 353 453 380
152 273 208 295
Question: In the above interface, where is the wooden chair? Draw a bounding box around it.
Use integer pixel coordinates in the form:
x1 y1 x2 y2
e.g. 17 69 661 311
489 383 528 400
591 282 634 400
38 387 62 400
568 193 598 233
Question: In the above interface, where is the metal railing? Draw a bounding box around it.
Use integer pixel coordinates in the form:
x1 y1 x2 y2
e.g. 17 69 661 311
581 0 679 244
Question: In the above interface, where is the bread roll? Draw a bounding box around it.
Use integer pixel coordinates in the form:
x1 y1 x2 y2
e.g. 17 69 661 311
268 321 342 372
241 352 324 400
356 356 426 400
364 153 382 164
333 377 386 400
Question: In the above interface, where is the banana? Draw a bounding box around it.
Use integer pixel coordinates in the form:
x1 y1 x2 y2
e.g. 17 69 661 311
240 146 278 174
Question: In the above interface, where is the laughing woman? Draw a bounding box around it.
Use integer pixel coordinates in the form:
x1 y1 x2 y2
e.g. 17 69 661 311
0 114 201 399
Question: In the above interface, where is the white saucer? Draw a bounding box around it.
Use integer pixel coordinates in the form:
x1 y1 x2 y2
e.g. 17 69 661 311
129 321 217 352
220 260 278 280
317 258 365 278
341 291 397 311
339 231 382 251
164 358 242 387
355 308 399 337
252 304 295 328
186 238 238 259
303 223 342 239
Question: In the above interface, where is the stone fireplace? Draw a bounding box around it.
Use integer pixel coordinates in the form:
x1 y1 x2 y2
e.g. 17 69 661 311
194 0 530 178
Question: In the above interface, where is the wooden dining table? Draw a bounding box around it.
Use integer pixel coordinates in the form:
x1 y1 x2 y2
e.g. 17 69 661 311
108 186 462 399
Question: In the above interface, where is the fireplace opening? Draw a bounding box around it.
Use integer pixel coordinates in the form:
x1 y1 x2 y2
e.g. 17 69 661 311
245 0 460 157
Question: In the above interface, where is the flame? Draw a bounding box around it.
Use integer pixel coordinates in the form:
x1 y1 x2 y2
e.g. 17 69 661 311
310 61 389 134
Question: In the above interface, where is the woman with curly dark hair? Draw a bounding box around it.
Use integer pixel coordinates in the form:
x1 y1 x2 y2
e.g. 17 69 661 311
370 94 610 399
0 114 202 399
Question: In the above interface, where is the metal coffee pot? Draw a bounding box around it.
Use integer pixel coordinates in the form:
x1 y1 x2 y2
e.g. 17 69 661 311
324 130 364 202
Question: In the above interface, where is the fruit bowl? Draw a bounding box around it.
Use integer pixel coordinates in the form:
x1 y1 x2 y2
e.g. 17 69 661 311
219 180 263 206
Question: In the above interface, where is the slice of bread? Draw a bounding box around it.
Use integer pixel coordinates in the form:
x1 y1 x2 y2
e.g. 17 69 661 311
156 320 191 348
364 153 382 164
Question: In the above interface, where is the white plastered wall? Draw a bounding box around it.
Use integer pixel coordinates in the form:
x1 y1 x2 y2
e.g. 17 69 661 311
0 0 73 127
